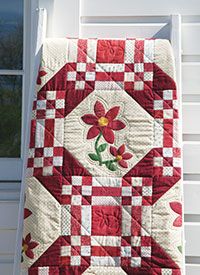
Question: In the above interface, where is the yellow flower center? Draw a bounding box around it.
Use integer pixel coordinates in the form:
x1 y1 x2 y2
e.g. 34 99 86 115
98 117 109 127
23 244 28 252
116 155 122 161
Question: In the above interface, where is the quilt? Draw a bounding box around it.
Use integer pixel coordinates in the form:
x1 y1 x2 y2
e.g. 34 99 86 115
21 38 183 275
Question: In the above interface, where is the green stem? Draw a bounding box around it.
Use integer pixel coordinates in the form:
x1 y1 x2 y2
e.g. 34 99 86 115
102 159 118 165
95 132 103 165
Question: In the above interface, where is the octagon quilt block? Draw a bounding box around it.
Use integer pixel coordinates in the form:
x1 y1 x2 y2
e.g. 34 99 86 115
21 38 183 275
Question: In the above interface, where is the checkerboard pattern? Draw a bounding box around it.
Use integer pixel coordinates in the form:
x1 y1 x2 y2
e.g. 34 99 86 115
153 147 181 177
60 176 152 268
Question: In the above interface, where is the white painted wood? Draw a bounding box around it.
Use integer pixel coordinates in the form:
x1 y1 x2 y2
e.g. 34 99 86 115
185 223 200 256
81 0 200 16
183 104 200 134
0 230 16 254
186 265 200 275
182 23 200 55
0 203 19 229
39 0 80 37
13 5 47 275
184 182 200 214
0 159 22 181
183 142 200 174
80 23 166 38
0 264 13 275
182 63 200 94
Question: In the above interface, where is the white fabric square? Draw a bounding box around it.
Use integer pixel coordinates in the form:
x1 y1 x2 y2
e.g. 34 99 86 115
154 100 163 110
61 246 71 256
53 156 63 166
131 236 141 246
77 63 86 72
82 185 92 196
29 148 35 158
37 100 46 110
56 99 65 109
46 109 55 118
46 90 56 100
71 256 81 266
81 246 91 256
173 157 181 167
44 147 53 157
72 176 82 186
163 148 173 157
163 166 173 176
67 71 76 81
42 166 53 176
163 90 173 100
71 236 81 246
121 246 131 257
134 63 144 72
141 246 151 257
162 269 173 275
85 72 95 81
71 195 82 205
132 196 142 206
164 109 173 119
75 81 85 90
144 72 153 81
34 157 43 167
122 186 132 196
62 185 72 195
134 81 144 91
142 186 152 196
132 178 142 186
154 157 163 167
131 257 141 267
125 72 135 81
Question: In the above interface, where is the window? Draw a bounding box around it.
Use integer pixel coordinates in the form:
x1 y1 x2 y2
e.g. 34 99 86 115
0 0 23 158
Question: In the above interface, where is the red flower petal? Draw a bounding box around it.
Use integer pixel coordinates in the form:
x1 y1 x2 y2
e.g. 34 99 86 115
110 120 126 130
29 241 39 249
25 233 31 244
25 249 34 259
24 208 32 219
110 146 117 156
122 153 133 160
102 127 114 144
37 77 41 85
118 144 125 155
173 216 182 227
105 106 120 121
81 114 97 125
94 101 105 118
170 202 182 215
87 126 100 139
118 160 128 168
39 70 47 77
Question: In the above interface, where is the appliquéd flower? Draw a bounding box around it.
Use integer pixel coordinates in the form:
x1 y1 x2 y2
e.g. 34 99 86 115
24 208 32 219
22 233 38 260
110 144 133 168
37 69 47 85
81 100 125 144
170 202 182 227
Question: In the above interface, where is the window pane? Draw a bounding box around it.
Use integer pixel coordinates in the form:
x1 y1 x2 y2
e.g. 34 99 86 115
0 0 23 69
0 75 22 157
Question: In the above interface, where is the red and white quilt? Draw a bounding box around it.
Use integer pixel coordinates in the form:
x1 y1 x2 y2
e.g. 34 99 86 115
21 38 183 275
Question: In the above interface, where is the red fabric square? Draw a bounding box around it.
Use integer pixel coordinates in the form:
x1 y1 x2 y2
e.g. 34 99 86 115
97 40 125 63
92 206 122 236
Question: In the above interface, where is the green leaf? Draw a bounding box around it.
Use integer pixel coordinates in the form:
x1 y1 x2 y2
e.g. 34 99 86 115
105 161 117 171
177 245 182 253
98 143 107 153
88 153 99 161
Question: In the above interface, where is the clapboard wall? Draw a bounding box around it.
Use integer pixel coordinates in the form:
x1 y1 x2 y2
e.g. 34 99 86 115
1 0 200 274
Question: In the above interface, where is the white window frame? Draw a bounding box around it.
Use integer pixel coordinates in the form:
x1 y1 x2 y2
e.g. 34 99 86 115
0 0 35 181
